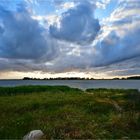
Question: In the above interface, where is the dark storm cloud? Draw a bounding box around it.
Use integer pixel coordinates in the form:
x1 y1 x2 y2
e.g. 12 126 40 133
103 57 140 77
0 4 57 60
94 27 140 66
49 1 100 45
0 58 46 72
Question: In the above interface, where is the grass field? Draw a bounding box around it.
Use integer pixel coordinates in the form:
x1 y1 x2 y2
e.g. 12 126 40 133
0 86 140 139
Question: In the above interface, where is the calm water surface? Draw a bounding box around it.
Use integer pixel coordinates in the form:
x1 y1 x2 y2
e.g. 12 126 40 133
0 80 140 90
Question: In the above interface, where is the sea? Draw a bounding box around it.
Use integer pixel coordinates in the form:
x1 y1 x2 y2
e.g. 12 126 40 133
0 80 140 90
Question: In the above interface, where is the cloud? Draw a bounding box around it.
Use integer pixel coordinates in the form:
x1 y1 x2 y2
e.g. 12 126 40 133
97 56 140 77
43 0 140 76
95 0 111 9
0 25 4 34
93 0 140 66
0 4 57 61
49 1 100 45
0 0 140 78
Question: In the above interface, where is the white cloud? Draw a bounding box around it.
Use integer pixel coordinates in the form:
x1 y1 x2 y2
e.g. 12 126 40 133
93 0 140 66
95 0 111 9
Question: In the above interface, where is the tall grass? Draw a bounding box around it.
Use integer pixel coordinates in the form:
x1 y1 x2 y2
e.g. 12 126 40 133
0 86 140 139
0 85 82 96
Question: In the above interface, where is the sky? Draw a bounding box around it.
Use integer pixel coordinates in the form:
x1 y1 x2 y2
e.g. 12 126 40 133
0 0 140 79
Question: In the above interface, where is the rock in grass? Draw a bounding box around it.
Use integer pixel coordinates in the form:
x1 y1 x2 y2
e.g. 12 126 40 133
23 130 44 140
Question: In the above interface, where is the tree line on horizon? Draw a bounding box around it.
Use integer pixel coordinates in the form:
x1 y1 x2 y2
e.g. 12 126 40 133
23 76 140 80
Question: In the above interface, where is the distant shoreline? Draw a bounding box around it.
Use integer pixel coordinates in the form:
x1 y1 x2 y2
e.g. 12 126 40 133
0 78 140 80
22 76 140 80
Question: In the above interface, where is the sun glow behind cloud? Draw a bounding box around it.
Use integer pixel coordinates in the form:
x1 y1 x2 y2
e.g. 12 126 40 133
0 71 112 79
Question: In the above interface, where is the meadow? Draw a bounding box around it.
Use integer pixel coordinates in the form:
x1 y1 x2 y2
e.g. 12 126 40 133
0 85 140 139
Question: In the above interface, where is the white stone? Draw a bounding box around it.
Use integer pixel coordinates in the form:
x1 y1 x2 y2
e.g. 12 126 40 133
23 130 44 140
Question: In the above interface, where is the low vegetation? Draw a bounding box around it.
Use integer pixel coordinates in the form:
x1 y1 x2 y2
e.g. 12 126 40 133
0 86 140 139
